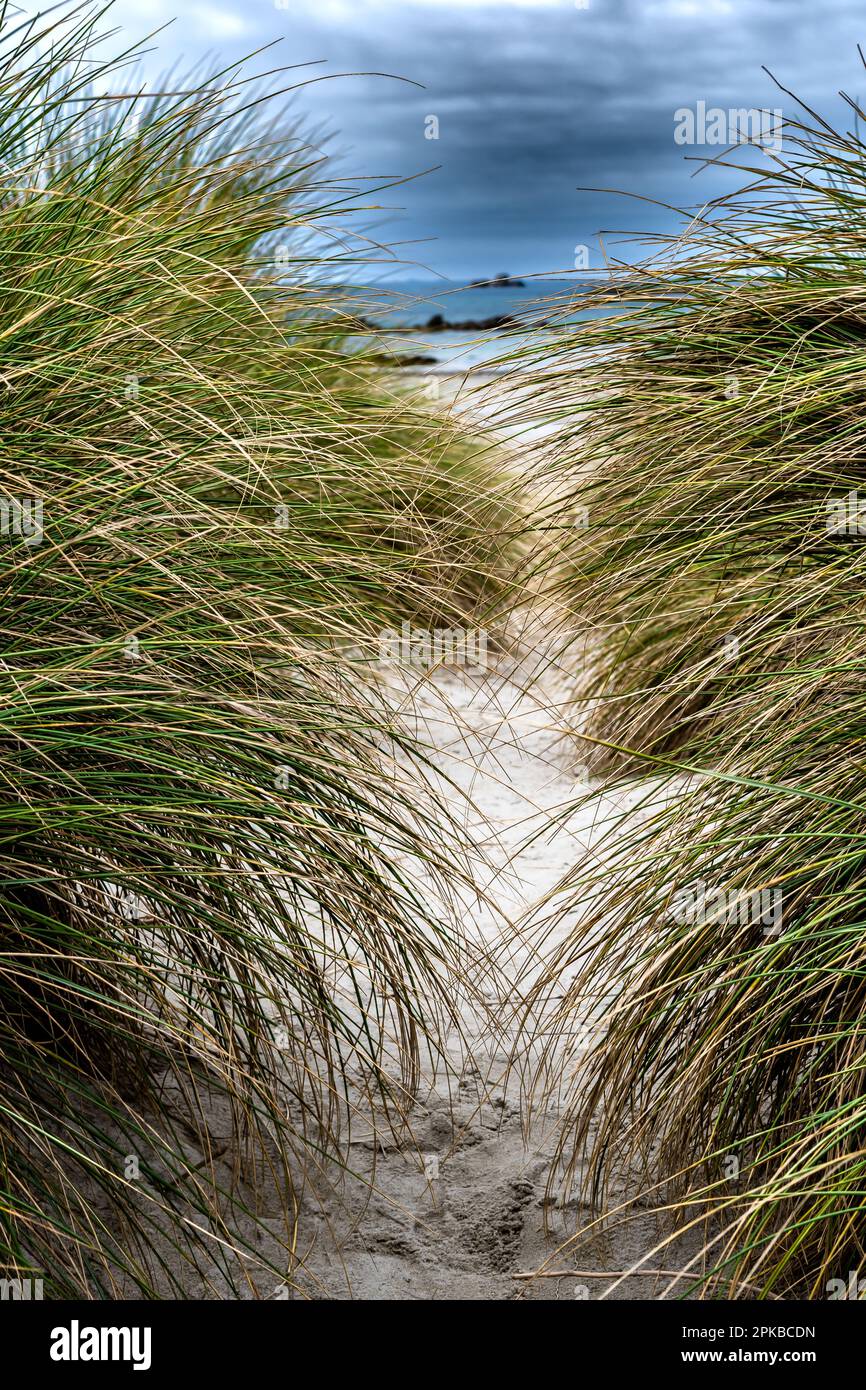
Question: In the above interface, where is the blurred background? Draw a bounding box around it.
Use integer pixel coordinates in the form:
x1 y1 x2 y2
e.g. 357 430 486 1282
105 0 865 278
96 0 866 365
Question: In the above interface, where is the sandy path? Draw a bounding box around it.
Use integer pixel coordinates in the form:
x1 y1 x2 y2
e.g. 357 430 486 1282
278 377 704 1301
291 645 687 1301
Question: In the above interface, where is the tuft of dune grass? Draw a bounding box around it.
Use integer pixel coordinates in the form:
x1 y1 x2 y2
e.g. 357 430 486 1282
0 4 519 1297
516 72 866 1297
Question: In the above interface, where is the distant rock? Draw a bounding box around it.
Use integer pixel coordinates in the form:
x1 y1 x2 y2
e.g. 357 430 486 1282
467 273 526 289
350 305 527 335
425 312 515 332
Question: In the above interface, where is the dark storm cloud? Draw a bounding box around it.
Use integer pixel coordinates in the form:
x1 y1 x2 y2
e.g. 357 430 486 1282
112 0 866 277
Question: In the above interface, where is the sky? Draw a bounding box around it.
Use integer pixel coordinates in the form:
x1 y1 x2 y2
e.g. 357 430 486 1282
94 0 866 281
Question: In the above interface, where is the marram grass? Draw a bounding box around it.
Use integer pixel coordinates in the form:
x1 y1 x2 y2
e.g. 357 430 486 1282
0 4 518 1297
517 78 866 1298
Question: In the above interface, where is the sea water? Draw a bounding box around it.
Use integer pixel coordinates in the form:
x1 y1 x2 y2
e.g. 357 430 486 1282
351 277 601 372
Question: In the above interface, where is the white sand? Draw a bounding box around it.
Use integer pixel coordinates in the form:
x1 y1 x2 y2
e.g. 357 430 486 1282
288 640 695 1300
